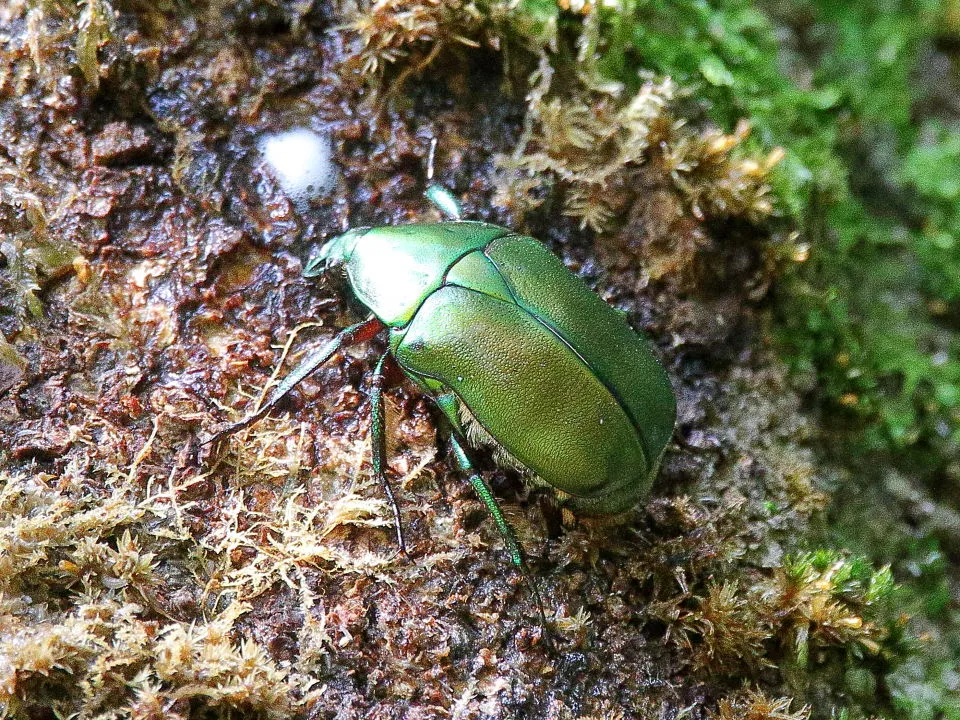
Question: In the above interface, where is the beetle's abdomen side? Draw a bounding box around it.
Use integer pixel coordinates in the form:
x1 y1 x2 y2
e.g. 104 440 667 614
394 286 651 513
485 235 676 469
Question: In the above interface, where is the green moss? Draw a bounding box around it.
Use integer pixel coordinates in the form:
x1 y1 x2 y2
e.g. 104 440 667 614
75 0 115 90
0 232 79 325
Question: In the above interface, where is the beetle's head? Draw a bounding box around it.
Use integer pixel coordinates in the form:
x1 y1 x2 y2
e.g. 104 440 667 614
303 227 368 277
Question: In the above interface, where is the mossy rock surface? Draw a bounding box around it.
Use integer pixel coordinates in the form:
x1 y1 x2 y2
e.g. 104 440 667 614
0 2 938 719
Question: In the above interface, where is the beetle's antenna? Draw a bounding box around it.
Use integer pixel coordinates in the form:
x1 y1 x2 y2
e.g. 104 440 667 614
425 185 463 221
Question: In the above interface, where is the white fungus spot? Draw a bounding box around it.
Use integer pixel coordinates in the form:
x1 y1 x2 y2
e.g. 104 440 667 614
260 128 336 205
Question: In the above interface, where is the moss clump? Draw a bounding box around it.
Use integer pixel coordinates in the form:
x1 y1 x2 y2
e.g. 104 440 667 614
0 471 298 719
498 78 782 235
338 0 546 96
769 551 898 666
709 690 811 720
646 522 900 684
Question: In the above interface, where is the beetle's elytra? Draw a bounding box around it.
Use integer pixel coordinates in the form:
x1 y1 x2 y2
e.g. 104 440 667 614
208 189 676 632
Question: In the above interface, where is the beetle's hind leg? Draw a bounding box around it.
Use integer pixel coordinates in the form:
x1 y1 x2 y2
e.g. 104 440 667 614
447 432 554 649
369 353 409 557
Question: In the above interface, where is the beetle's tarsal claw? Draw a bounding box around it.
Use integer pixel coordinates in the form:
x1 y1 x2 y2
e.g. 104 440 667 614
200 427 229 447
388 512 409 558
380 472 410 558
199 428 231 448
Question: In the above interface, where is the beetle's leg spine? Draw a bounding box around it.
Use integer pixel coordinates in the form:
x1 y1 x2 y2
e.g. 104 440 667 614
370 352 409 557
206 315 385 445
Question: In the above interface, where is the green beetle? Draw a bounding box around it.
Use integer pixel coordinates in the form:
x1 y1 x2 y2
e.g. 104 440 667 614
208 187 675 622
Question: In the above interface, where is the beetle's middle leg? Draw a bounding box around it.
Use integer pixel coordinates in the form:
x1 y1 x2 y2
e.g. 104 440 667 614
369 353 408 557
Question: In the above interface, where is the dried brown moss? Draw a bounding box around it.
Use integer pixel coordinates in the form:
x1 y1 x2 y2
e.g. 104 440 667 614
709 690 811 720
500 80 782 236
338 0 530 97
0 470 297 719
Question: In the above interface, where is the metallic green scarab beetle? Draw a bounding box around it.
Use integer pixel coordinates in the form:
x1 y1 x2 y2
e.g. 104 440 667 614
209 187 676 611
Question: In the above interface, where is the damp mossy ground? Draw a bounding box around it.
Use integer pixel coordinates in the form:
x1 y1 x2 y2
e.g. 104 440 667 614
0 1 955 719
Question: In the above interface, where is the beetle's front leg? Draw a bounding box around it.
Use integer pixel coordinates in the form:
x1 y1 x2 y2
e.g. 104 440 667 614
448 433 553 647
369 353 408 557
205 316 385 445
